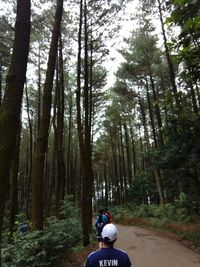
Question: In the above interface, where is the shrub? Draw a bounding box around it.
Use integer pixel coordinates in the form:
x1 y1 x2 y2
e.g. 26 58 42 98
181 231 200 246
2 197 82 267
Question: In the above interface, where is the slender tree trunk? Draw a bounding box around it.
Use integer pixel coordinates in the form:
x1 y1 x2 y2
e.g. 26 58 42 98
157 0 180 110
139 97 150 150
56 36 65 217
104 165 109 207
0 1 30 265
82 0 93 244
76 0 91 246
154 169 165 205
123 122 132 184
189 83 198 113
31 0 63 230
37 44 42 131
8 123 21 243
66 91 73 194
76 0 94 245
195 83 200 108
45 133 56 218
129 123 137 177
110 135 120 204
145 79 165 204
76 0 87 244
149 74 164 146
25 84 33 219
119 124 127 202
145 79 158 147
0 63 2 107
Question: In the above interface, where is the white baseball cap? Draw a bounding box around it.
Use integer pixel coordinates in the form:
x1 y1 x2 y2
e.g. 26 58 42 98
102 224 118 242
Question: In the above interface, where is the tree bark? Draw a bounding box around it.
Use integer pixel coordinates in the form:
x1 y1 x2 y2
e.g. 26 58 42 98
45 133 56 218
8 123 21 243
31 0 63 230
123 122 132 185
25 84 33 219
0 63 2 107
55 36 65 217
0 1 30 265
157 0 180 110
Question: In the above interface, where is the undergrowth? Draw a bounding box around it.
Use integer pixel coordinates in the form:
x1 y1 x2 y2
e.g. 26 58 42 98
2 197 82 267
111 194 200 250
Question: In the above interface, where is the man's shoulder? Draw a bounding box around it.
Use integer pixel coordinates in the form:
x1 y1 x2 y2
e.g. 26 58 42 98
114 247 128 254
88 248 128 258
87 249 102 258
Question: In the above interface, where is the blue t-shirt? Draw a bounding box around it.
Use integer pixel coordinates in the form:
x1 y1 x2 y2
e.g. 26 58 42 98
95 215 109 241
85 247 132 267
95 214 108 224
19 223 29 234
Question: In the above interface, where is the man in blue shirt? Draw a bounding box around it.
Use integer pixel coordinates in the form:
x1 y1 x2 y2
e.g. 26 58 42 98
95 209 109 248
85 223 132 267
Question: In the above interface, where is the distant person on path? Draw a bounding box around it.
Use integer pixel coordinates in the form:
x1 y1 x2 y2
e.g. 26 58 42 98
19 222 29 234
103 209 112 223
95 209 109 248
86 223 132 267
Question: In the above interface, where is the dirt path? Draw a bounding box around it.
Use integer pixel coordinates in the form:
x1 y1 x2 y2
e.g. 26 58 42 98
62 224 200 267
115 224 200 267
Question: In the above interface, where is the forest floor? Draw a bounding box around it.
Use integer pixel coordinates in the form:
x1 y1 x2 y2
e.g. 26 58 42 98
57 222 200 267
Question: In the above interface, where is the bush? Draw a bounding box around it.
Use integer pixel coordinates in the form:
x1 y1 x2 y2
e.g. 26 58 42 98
113 201 191 224
181 231 200 246
2 197 82 267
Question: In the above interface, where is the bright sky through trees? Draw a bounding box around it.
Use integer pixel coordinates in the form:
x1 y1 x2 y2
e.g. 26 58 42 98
104 0 140 88
0 0 143 89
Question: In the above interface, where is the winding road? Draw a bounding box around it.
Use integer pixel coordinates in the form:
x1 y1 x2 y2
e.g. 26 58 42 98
114 224 200 267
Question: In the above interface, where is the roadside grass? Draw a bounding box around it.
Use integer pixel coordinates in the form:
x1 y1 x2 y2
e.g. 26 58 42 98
112 204 200 253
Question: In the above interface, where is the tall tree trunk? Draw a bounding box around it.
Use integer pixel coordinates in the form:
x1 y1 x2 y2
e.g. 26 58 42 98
129 123 137 177
189 83 198 113
110 135 120 204
157 0 180 110
145 79 158 147
76 0 87 244
123 122 132 185
31 0 63 230
25 84 33 219
119 124 127 202
55 36 65 217
104 165 109 207
8 123 21 243
82 0 93 244
195 83 200 109
139 96 150 150
45 133 56 218
37 44 42 131
66 90 73 194
154 169 165 205
0 1 30 265
149 74 164 146
146 78 165 204
76 0 94 245
0 63 2 107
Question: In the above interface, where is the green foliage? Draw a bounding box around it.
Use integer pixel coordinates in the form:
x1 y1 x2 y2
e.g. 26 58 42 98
2 198 82 267
181 231 200 246
175 192 188 208
113 203 199 248
111 205 132 221
113 201 191 224
151 113 200 203
170 0 200 83
128 172 157 205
